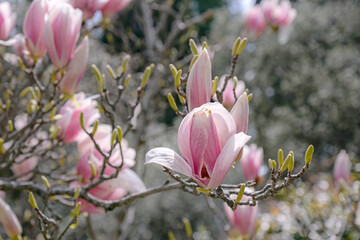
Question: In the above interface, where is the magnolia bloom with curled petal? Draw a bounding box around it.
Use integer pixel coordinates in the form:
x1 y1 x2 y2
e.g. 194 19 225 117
72 168 146 214
60 36 89 95
146 102 251 189
333 150 351 186
243 5 266 35
45 2 82 69
186 48 212 112
224 195 257 236
0 198 22 238
56 92 100 143
23 0 49 58
101 0 132 18
270 0 296 28
0 2 16 41
240 144 263 181
213 76 246 110
69 0 109 20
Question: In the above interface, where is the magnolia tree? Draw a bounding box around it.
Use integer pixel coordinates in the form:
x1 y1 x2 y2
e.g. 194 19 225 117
0 0 345 239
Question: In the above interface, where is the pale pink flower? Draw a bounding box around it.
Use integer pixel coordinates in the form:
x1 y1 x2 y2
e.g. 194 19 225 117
0 2 16 41
0 198 22 238
224 195 257 236
44 2 82 69
244 5 266 35
101 0 132 18
23 0 49 58
69 0 109 20
146 102 251 189
60 36 89 95
72 169 146 214
186 48 212 111
214 76 245 110
56 92 100 143
230 92 249 135
271 0 296 27
261 0 278 23
333 150 351 186
11 156 39 181
240 144 263 181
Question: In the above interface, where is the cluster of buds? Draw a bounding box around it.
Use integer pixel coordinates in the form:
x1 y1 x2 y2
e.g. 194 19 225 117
244 0 297 36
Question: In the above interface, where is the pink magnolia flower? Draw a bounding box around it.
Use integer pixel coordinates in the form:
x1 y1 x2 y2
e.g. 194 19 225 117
214 76 246 110
23 0 49 58
72 169 146 214
69 0 109 20
244 5 266 35
0 198 22 238
186 48 212 111
11 156 39 181
0 2 16 41
333 150 351 186
270 0 296 27
56 92 100 143
261 0 278 23
230 92 249 135
44 2 82 69
146 102 251 189
101 0 132 18
60 36 89 95
224 195 257 236
240 144 263 181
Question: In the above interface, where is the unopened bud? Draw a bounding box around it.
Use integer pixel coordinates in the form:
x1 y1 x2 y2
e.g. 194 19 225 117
178 94 186 105
122 55 130 73
111 129 117 146
7 120 13 132
91 120 99 136
235 184 245 204
74 186 81 200
42 100 54 112
19 87 32 98
189 39 198 56
236 37 247 55
168 93 178 112
233 77 238 89
272 160 277 170
169 64 177 79
174 70 182 89
202 41 207 49
17 57 26 71
80 112 85 129
278 149 283 169
141 66 152 88
0 138 4 154
232 37 241 56
106 65 117 79
189 55 198 72
41 176 51 190
288 153 294 172
168 231 176 240
92 64 104 86
49 124 60 139
34 87 41 101
196 187 211 194
183 218 193 238
124 74 131 87
280 153 292 173
248 93 253 102
88 161 97 177
305 145 314 164
28 192 38 209
211 76 219 96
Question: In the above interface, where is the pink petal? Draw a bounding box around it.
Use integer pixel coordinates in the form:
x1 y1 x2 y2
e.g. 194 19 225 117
230 92 249 134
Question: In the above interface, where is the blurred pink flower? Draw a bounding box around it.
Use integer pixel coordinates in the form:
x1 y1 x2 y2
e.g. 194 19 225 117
224 195 257 236
60 36 89 95
0 198 22 238
11 156 39 181
69 0 109 20
333 150 351 186
56 92 100 143
244 5 266 35
23 0 49 58
146 102 251 189
214 76 245 110
44 2 82 69
0 2 16 41
186 48 212 111
240 144 263 182
271 0 297 27
101 0 132 18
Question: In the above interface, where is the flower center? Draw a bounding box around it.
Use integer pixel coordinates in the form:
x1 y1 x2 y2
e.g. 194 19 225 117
201 165 210 179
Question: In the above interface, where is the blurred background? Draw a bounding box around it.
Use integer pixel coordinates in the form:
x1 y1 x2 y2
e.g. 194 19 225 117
1 0 360 239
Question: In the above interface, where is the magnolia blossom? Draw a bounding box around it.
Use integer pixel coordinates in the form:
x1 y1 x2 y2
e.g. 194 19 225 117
244 5 266 35
268 0 296 27
146 102 250 189
56 92 100 143
224 195 257 236
23 0 49 58
74 124 145 214
214 76 246 110
45 2 82 69
11 156 39 181
101 0 132 18
60 36 89 95
0 199 22 238
186 48 212 111
69 0 108 20
333 150 351 186
0 2 16 41
240 144 263 181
